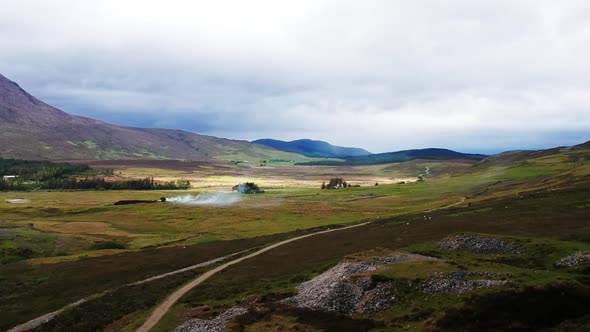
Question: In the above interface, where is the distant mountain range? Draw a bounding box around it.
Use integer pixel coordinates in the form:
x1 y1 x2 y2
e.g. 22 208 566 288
253 138 371 158
296 148 488 166
0 73 310 162
253 136 488 166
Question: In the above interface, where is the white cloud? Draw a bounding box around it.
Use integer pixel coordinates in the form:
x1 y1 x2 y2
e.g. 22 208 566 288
0 0 589 152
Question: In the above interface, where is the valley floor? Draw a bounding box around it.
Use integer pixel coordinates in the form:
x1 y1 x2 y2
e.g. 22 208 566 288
1 144 589 331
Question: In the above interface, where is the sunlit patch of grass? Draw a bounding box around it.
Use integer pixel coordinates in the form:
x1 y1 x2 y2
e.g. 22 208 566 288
1 179 472 260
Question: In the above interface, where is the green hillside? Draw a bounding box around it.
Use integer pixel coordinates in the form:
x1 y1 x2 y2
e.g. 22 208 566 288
253 138 371 158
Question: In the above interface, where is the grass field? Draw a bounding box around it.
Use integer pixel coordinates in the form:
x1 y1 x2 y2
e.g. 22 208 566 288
0 159 480 264
1 143 589 331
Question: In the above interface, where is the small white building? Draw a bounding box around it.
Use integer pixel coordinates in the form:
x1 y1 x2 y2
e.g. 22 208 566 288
2 175 19 179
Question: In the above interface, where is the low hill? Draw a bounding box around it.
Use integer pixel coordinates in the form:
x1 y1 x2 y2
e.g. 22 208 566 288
253 138 371 158
297 148 487 166
0 73 311 162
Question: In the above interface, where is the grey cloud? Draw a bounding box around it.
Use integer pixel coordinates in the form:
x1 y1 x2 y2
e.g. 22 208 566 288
0 0 589 153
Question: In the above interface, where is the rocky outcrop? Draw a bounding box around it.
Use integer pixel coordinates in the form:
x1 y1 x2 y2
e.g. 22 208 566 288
439 234 524 254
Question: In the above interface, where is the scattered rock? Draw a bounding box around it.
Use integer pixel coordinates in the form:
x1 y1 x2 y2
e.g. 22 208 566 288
422 271 509 294
374 252 439 264
175 307 247 332
439 234 524 254
556 252 590 267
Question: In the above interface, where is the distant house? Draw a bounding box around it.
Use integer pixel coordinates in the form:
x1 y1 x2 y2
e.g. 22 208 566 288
2 175 19 180
232 182 263 194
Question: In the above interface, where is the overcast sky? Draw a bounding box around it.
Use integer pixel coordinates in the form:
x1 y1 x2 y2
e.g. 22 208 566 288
1 1 589 153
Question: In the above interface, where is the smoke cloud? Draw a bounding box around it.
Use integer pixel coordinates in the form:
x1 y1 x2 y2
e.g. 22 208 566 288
167 192 242 206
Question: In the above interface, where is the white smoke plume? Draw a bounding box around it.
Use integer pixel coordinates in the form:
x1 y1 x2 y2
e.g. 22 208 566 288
167 192 242 206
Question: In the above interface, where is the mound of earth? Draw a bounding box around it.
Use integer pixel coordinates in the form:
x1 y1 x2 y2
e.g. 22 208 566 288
285 253 437 315
439 234 524 254
175 307 247 332
556 252 590 267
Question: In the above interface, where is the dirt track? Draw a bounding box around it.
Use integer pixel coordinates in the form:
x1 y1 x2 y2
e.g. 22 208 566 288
135 221 372 332
7 251 248 332
135 198 466 331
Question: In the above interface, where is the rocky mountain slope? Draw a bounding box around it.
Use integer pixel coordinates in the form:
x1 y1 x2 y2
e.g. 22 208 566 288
0 73 308 162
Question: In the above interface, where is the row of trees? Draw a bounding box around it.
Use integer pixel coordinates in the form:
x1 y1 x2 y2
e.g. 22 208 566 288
320 178 377 189
321 178 349 189
0 158 96 181
0 179 30 191
0 158 192 191
1 177 191 191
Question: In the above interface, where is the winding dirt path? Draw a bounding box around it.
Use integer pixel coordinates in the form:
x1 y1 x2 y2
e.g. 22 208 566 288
9 197 465 332
7 250 248 332
135 221 372 332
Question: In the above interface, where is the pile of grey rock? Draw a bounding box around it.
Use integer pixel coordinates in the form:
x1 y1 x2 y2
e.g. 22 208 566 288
284 261 383 314
374 252 439 264
286 250 513 316
439 234 524 254
175 307 247 332
556 252 590 267
285 253 438 315
422 271 509 294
